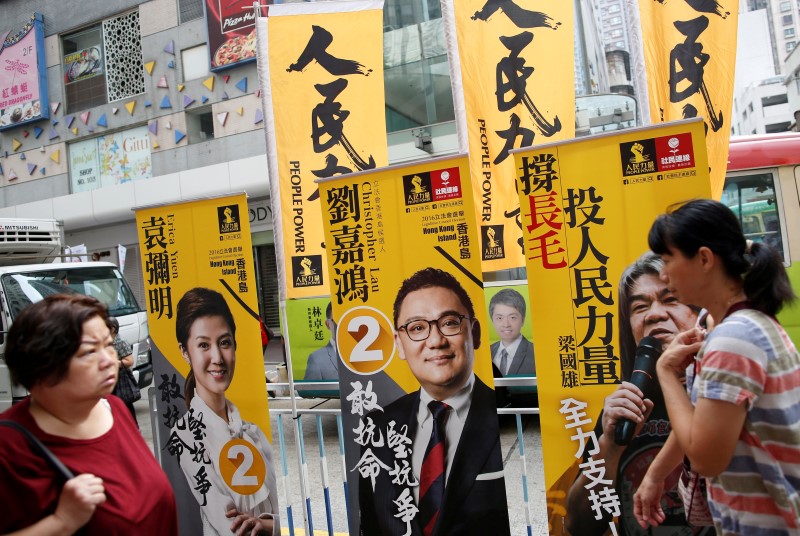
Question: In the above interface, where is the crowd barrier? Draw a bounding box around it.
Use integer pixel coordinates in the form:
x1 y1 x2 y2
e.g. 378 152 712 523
150 377 542 536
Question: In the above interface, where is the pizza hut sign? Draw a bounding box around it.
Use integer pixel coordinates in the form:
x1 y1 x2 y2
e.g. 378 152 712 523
204 0 267 71
220 5 256 33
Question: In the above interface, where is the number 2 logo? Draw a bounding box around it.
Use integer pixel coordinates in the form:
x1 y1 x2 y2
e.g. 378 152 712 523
337 306 395 375
219 438 267 495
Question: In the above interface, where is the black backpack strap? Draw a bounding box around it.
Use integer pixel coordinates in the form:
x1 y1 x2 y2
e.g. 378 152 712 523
0 420 75 480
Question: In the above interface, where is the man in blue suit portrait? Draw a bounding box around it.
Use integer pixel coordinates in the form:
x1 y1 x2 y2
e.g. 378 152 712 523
359 268 510 536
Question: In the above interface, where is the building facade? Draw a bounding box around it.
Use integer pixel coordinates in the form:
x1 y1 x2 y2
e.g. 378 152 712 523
0 0 608 328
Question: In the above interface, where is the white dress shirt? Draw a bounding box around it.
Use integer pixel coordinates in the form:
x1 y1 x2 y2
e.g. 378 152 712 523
493 335 522 375
410 374 474 502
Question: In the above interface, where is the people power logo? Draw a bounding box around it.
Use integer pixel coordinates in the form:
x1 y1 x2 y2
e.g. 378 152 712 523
292 255 323 288
403 172 433 205
481 225 505 260
620 139 657 177
217 205 241 234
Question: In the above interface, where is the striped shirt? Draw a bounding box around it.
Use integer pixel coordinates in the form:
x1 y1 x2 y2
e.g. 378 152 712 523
688 309 800 535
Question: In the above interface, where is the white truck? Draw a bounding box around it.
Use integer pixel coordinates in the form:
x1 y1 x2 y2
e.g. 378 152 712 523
0 218 152 411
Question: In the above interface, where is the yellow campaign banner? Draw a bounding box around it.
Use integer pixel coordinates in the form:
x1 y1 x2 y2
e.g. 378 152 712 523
135 194 279 535
639 0 738 200
447 0 575 273
514 120 711 535
318 155 511 535
260 1 388 299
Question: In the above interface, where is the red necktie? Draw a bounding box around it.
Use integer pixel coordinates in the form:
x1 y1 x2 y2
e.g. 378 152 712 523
418 400 450 536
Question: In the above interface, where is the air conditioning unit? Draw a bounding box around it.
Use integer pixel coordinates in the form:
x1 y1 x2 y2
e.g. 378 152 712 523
0 219 63 266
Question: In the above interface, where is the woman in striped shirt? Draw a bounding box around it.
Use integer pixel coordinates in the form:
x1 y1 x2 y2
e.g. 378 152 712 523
636 199 799 535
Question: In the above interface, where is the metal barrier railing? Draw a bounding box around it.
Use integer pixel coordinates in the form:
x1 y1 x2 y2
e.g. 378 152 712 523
265 376 541 536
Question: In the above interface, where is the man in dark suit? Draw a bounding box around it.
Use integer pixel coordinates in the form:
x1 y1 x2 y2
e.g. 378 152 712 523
303 302 339 381
359 268 510 536
489 288 535 377
489 288 536 407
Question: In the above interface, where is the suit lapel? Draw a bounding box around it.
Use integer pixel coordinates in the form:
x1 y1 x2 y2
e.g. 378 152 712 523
325 344 338 372
393 393 425 536
507 342 526 375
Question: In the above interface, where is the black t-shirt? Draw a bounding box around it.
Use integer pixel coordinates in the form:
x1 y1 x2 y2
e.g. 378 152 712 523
591 390 716 535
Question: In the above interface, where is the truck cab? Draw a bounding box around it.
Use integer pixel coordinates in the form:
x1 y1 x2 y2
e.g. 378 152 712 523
0 219 152 411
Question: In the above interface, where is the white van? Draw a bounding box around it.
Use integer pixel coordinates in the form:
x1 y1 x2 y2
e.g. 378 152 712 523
0 219 152 410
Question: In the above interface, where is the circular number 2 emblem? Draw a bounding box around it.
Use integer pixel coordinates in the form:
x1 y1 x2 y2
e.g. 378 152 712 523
337 306 395 375
219 438 267 495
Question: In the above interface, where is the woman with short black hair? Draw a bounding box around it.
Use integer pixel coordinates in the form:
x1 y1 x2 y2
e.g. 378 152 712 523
0 294 177 535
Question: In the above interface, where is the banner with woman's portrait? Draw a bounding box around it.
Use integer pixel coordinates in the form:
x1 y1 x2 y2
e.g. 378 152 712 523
135 193 279 536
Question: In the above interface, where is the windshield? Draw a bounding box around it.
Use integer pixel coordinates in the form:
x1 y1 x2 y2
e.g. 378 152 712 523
1 266 142 319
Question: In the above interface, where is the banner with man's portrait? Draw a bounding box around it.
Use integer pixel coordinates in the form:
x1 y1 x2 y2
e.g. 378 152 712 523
135 194 279 536
318 155 512 535
514 119 712 535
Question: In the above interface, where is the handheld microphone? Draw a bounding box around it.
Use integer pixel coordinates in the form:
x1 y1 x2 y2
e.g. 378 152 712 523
614 335 663 446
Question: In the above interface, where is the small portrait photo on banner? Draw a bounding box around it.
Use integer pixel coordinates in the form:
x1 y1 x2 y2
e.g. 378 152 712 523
485 284 537 408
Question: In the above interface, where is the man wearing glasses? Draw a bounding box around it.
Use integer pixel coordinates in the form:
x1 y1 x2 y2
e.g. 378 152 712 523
359 267 510 536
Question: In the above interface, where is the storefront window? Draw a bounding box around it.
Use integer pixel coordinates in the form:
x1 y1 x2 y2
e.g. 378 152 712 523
68 125 152 192
62 11 145 113
63 26 106 111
